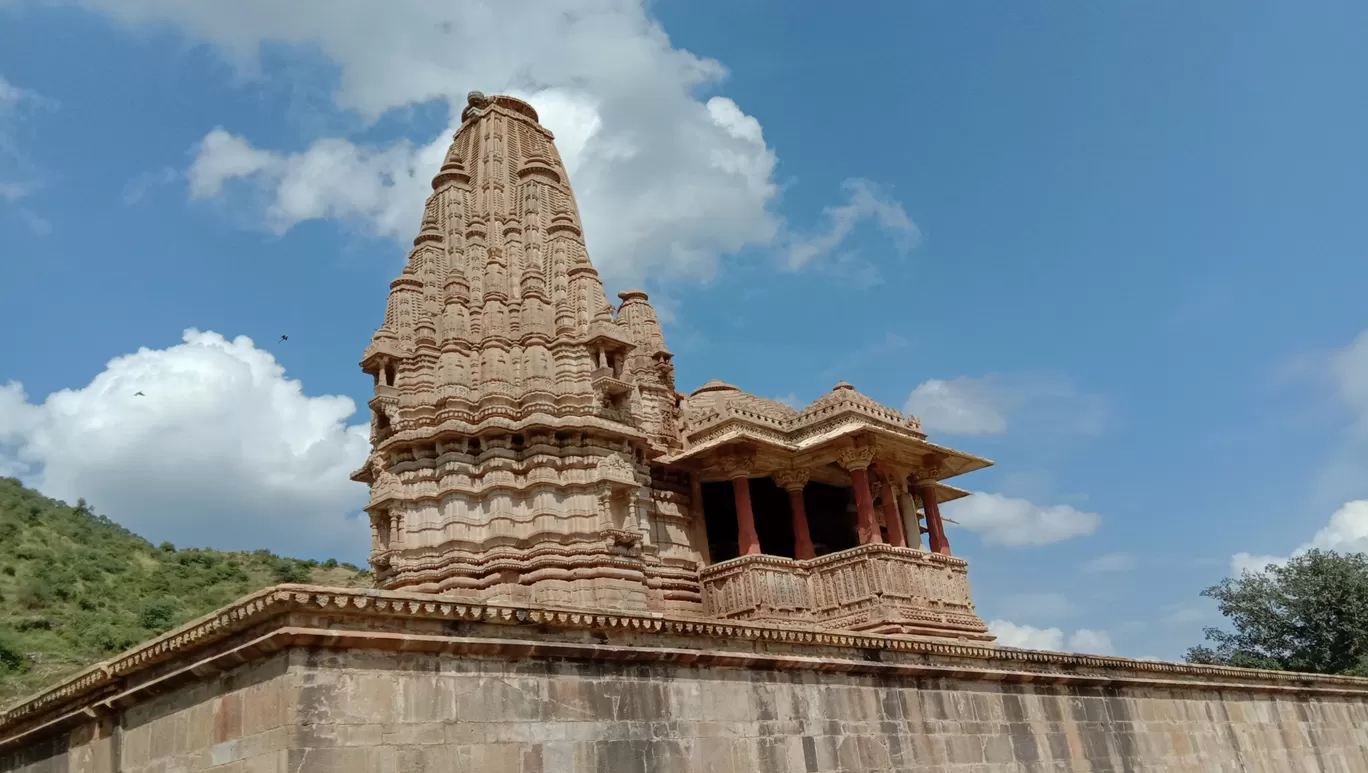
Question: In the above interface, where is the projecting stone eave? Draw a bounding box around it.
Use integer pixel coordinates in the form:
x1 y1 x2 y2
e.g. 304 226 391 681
932 481 972 505
9 582 1368 752
664 411 992 485
359 339 405 372
371 412 652 452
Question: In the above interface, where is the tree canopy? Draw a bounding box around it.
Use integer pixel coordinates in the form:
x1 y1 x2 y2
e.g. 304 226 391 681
0 477 370 706
1185 549 1368 676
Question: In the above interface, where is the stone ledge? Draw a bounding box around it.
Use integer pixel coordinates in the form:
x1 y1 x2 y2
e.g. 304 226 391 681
5 583 1368 745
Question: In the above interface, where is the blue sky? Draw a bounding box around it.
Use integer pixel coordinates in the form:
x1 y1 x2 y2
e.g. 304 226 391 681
3 1 1368 660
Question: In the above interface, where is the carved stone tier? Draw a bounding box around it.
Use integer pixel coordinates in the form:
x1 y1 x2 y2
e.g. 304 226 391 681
699 544 991 641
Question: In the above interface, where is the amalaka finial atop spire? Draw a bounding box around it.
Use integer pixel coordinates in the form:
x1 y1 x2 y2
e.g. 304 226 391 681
460 90 541 125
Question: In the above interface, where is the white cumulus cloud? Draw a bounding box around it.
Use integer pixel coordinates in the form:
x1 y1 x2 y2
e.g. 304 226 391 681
904 378 1007 435
1229 499 1368 576
0 330 371 561
69 0 831 283
988 620 1114 655
943 492 1100 547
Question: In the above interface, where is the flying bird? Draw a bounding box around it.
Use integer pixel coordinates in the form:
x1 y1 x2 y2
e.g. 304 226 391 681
134 391 145 397
279 334 289 342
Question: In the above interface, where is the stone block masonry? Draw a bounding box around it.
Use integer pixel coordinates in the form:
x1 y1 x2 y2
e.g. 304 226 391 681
3 585 1368 772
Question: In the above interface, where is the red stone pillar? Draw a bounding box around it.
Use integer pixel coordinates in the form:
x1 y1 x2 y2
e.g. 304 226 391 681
839 447 882 545
879 472 907 548
773 469 814 560
918 480 951 556
732 475 761 556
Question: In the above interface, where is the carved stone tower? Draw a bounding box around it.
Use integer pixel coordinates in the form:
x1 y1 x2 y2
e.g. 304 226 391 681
352 92 695 611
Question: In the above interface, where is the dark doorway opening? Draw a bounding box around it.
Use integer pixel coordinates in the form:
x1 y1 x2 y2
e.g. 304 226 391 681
701 481 738 562
804 481 859 557
750 476 795 559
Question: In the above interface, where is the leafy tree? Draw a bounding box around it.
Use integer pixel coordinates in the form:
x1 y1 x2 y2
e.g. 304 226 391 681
1186 549 1368 676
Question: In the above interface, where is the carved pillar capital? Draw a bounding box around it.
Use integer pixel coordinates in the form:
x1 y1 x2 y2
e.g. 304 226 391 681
915 453 945 485
717 448 757 480
771 468 810 492
837 446 876 472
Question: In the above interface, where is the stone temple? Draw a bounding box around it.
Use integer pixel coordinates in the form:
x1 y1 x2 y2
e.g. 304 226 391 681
352 93 989 637
4 92 1368 773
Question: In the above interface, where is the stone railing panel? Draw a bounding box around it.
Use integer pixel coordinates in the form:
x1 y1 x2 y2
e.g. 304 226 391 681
699 555 810 624
700 544 990 640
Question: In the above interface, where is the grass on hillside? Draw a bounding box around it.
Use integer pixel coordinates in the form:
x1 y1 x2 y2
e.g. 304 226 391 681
0 477 370 707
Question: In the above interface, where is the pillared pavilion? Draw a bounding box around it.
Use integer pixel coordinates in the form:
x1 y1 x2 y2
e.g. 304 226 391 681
351 91 993 641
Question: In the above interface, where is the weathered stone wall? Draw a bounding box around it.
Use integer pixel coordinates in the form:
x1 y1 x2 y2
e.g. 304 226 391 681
6 646 1367 773
1 653 294 773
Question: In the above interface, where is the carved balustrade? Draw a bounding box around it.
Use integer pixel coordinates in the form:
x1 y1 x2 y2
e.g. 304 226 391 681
698 544 991 641
698 554 810 623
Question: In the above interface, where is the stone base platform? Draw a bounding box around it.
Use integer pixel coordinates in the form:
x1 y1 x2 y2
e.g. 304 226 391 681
4 585 1368 773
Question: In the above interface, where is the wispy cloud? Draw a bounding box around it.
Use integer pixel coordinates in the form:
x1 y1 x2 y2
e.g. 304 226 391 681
0 74 56 223
817 331 910 382
123 167 180 205
904 373 1108 438
944 492 1100 547
1082 552 1135 573
786 178 920 272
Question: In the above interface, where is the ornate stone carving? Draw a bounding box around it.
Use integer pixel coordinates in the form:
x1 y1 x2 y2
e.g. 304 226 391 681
352 93 691 610
595 453 638 486
716 448 757 479
347 92 992 633
699 546 989 639
837 445 876 471
770 468 810 491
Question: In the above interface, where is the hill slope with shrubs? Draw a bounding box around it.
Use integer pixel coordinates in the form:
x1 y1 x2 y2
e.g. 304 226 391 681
0 477 369 706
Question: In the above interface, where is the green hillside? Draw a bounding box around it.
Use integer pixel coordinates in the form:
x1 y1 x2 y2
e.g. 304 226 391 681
0 477 370 706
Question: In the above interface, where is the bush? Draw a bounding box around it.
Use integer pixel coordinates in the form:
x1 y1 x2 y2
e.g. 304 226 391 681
17 581 53 609
83 623 139 654
138 598 178 632
0 633 28 674
270 559 311 584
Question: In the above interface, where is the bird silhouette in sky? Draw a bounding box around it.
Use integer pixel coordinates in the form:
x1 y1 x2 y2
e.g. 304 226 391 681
134 391 145 397
279 334 289 343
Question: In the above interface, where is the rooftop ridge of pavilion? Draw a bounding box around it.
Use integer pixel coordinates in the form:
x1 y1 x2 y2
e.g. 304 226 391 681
668 379 993 490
